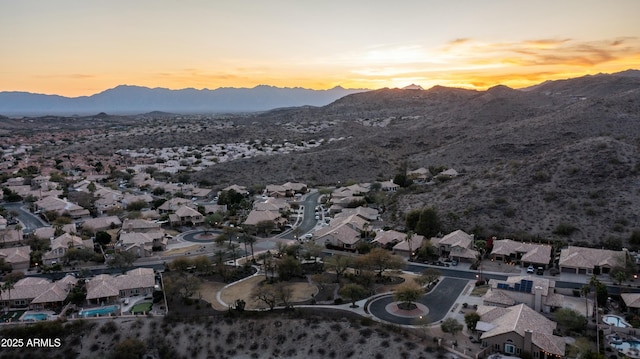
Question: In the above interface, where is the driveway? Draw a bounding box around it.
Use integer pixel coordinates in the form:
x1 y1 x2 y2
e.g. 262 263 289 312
368 277 469 325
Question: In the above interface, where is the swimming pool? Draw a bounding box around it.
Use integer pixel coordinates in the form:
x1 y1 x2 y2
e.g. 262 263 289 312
603 314 632 328
612 340 640 351
22 313 48 321
79 305 119 317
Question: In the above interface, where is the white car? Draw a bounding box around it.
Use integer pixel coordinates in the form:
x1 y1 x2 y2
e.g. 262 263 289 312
526 265 535 274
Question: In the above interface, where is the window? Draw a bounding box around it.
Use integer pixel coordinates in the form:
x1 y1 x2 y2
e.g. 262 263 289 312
504 344 516 354
533 351 539 358
494 344 500 350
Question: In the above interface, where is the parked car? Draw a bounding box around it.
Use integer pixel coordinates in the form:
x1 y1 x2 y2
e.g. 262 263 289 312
451 259 458 266
536 267 544 275
527 265 535 274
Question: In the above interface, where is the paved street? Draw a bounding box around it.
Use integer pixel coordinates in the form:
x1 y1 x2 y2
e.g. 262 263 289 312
367 277 469 325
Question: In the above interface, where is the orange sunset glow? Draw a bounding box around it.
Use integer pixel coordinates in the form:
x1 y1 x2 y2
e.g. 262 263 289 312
1 1 639 97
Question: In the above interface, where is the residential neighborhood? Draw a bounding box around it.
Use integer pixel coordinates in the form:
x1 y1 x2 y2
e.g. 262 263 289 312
0 142 639 359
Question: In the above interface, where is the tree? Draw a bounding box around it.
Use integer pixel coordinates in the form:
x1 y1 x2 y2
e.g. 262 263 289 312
106 251 137 269
252 282 278 310
441 318 463 337
95 231 112 248
405 231 415 258
415 207 441 238
1 280 15 309
241 233 257 260
393 283 423 310
323 255 352 283
339 283 367 307
416 268 441 287
356 248 405 277
169 257 193 272
464 312 481 331
274 282 294 308
276 255 302 281
256 220 275 237
554 308 586 334
87 181 97 193
192 255 212 274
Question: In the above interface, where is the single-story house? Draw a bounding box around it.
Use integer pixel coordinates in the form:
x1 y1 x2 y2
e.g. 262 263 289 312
559 246 625 275
0 275 77 310
85 267 155 305
490 239 552 268
392 234 425 258
0 245 31 270
34 196 90 219
372 230 406 249
80 216 122 234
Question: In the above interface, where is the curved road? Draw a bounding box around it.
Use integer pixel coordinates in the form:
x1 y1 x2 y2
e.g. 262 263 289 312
280 191 320 240
1 201 49 234
368 277 469 325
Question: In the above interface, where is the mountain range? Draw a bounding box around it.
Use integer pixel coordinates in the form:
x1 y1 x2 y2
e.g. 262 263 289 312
0 85 368 116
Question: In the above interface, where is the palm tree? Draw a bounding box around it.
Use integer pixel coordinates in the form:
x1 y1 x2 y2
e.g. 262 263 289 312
580 285 590 318
2 281 15 310
405 231 414 259
242 233 256 261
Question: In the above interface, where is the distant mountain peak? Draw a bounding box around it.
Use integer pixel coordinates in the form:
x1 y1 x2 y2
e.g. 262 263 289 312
402 84 424 90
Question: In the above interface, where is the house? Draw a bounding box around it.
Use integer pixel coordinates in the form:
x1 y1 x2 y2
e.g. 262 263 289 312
490 239 552 268
243 210 285 231
407 167 431 181
430 230 479 262
282 182 307 194
372 230 406 249
121 218 162 233
85 267 155 305
0 215 6 230
0 275 77 310
80 216 122 234
338 206 379 222
315 222 361 250
482 275 585 313
476 303 565 358
0 245 31 270
42 233 94 265
33 223 77 240
221 184 248 195
0 228 24 246
392 234 425 258
34 196 90 219
621 293 640 313
169 205 204 226
265 184 288 198
117 232 167 257
157 197 193 214
121 193 153 208
380 180 399 192
558 246 625 275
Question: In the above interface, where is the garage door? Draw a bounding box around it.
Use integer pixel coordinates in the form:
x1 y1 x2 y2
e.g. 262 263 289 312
561 267 576 274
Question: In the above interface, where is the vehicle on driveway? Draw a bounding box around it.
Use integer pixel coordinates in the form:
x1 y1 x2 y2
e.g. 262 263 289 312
527 265 535 274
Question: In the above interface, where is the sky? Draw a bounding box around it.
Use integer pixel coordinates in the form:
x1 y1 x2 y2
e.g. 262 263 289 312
1 0 639 97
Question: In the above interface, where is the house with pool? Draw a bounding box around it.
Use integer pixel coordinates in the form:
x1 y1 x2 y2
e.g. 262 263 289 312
0 275 77 311
85 267 156 306
475 303 566 359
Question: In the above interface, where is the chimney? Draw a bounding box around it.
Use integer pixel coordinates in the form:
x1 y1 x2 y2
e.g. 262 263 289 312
534 286 543 312
524 330 533 353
